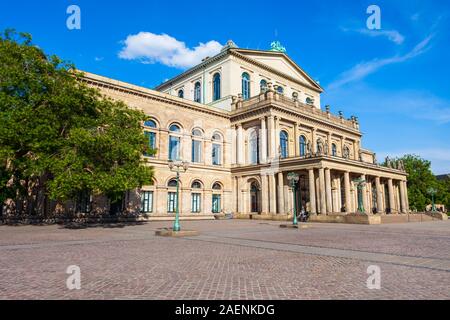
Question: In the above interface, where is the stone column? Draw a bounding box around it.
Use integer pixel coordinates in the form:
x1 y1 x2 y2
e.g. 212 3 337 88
308 169 317 214
311 128 317 154
399 179 407 213
344 171 351 213
361 174 369 214
340 136 345 157
269 173 277 214
233 176 238 213
267 116 275 159
260 117 267 164
353 140 359 160
387 178 395 214
236 124 244 165
325 168 333 213
375 177 383 214
230 125 237 165
318 168 327 214
403 180 409 212
261 174 269 214
336 177 342 212
274 116 280 158
327 133 332 155
238 177 245 213
294 123 299 157
277 172 285 214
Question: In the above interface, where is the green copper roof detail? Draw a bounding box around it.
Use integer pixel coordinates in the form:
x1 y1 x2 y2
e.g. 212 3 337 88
270 41 286 53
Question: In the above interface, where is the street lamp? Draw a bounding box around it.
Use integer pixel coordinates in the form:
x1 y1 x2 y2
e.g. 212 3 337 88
353 177 366 213
427 187 437 212
168 160 189 232
287 172 300 226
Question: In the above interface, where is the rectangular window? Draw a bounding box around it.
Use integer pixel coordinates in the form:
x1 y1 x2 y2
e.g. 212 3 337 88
167 192 178 213
191 193 201 213
192 140 201 163
144 131 156 157
212 194 221 213
212 143 221 165
140 191 153 213
169 136 180 160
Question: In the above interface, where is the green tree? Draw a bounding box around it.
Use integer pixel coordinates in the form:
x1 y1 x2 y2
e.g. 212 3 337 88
388 154 449 212
0 30 154 216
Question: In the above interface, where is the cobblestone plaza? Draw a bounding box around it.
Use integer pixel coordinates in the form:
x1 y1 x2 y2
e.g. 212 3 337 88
0 220 449 300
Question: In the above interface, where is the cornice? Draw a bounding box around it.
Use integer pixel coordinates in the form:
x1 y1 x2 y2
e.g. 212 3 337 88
80 72 230 120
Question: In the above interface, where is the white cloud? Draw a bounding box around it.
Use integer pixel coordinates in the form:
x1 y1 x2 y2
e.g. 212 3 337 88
94 57 104 62
356 28 405 44
118 32 223 69
327 33 434 90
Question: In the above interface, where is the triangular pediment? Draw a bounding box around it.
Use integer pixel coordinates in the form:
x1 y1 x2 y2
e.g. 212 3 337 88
232 49 322 92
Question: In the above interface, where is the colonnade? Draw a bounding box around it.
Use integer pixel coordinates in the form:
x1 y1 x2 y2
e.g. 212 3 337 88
234 168 409 215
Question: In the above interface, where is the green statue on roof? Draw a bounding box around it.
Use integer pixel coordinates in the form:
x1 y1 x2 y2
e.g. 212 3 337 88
270 41 286 53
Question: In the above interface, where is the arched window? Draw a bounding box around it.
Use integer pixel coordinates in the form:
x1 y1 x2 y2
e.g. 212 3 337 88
191 180 202 189
144 119 157 128
144 131 156 157
260 79 267 93
277 86 284 94
169 124 181 160
212 182 222 190
280 131 288 158
191 180 202 213
332 143 337 156
299 135 306 157
242 72 250 100
143 119 157 157
212 133 222 166
213 73 221 101
194 82 201 103
249 130 259 164
140 189 153 213
168 179 178 187
177 89 184 98
169 124 181 132
167 179 178 213
191 129 203 163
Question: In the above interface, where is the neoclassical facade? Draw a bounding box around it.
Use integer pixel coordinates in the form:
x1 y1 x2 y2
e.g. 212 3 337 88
82 40 409 220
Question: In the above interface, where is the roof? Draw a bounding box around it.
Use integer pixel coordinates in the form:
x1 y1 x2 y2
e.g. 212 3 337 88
154 46 323 93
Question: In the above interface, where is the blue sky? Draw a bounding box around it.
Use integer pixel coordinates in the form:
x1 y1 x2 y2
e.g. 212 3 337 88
2 0 449 173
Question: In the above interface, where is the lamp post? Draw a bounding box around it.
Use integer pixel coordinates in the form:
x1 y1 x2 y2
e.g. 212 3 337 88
427 187 437 212
287 172 300 226
168 160 189 232
353 177 366 213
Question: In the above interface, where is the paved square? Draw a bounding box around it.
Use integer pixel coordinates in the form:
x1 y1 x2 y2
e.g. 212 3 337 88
0 220 449 299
